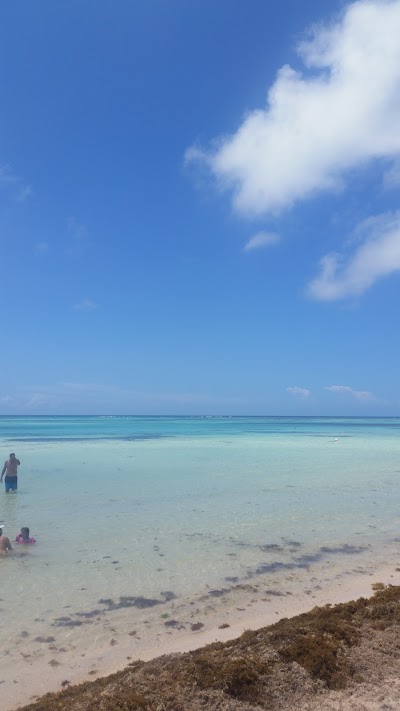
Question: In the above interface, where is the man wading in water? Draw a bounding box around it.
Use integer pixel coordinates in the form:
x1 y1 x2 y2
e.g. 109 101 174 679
1 453 21 493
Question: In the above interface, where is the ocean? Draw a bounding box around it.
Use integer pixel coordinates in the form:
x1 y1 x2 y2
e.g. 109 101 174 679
1 415 400 702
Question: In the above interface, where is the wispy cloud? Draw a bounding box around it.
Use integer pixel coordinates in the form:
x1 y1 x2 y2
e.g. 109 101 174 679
0 395 16 405
73 298 98 311
25 393 49 409
244 231 280 252
308 211 400 300
68 217 88 240
67 217 89 256
60 382 243 406
16 185 33 203
286 386 310 398
325 385 374 401
34 241 49 255
0 382 246 414
0 392 48 410
0 165 18 186
187 1 400 217
383 158 400 190
0 164 32 201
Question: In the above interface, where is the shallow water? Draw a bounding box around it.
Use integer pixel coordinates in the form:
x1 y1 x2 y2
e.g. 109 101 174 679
1 416 400 673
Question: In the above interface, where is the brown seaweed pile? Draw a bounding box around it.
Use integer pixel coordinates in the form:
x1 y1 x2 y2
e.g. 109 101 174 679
17 584 400 711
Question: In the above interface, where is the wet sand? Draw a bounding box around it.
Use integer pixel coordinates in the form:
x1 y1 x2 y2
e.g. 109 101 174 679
4 559 400 711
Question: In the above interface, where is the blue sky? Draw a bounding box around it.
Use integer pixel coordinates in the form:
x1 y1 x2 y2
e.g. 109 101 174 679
1 0 400 415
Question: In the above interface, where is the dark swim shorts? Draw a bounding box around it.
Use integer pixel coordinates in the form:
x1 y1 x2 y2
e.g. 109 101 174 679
4 476 18 492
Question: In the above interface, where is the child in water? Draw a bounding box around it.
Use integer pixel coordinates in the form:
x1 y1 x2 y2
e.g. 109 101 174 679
15 527 36 544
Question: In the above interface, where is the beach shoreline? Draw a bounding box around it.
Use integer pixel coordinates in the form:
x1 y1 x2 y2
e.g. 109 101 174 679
2 416 400 710
6 558 400 711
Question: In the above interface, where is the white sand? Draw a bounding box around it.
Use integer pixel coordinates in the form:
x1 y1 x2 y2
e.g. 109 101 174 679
3 561 400 711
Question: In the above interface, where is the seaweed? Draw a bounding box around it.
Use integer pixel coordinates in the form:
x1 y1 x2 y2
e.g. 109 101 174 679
16 585 400 711
187 651 270 702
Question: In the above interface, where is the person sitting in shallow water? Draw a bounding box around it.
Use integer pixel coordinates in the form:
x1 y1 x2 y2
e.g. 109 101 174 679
15 527 36 544
0 527 13 555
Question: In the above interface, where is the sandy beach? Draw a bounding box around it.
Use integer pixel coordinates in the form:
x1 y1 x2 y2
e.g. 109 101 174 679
2 417 400 710
4 558 400 711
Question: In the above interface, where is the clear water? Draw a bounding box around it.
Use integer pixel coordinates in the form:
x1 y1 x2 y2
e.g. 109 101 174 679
1 416 400 667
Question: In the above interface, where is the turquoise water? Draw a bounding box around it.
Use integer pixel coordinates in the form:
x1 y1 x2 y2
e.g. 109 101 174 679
1 416 400 673
3 414 400 441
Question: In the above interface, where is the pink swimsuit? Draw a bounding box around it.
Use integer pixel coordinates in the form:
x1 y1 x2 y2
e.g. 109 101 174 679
15 534 36 544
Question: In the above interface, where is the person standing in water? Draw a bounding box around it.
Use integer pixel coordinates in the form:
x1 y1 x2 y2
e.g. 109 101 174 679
0 527 13 554
1 453 21 493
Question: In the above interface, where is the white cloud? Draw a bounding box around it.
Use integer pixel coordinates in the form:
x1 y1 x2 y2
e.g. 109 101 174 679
286 386 311 398
187 1 400 217
308 211 400 300
325 385 374 401
244 231 280 252
73 298 98 311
